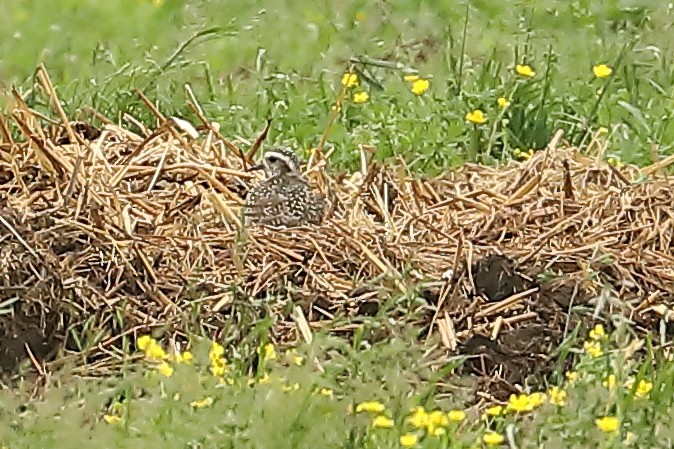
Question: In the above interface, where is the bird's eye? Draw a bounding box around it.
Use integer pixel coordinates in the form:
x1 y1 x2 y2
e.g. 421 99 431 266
267 156 279 163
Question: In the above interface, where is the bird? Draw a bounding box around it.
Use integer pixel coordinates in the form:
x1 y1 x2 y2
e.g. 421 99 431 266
243 147 325 227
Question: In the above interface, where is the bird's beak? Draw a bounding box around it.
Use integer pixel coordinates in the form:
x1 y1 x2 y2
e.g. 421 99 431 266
248 163 264 171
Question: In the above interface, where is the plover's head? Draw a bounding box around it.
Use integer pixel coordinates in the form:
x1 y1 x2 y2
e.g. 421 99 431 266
250 147 301 178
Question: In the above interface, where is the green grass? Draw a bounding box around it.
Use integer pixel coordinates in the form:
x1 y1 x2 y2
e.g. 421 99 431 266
1 328 673 448
2 0 674 171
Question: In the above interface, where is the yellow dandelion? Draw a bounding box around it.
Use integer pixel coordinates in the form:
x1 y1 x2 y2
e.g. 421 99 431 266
516 64 535 77
565 371 579 382
430 426 446 437
607 157 624 169
548 386 566 406
589 324 606 340
497 97 511 108
257 343 277 361
507 393 534 413
603 374 617 389
465 109 487 124
404 74 420 82
190 397 214 408
595 416 620 433
282 383 300 392
103 414 123 425
353 92 369 103
176 351 194 364
583 340 603 358
399 433 419 447
483 432 505 445
356 401 385 413
593 64 612 78
635 380 653 398
484 405 504 417
144 340 167 360
529 392 547 408
341 72 358 88
447 409 466 422
319 388 334 398
210 341 224 358
156 361 174 377
137 335 154 351
411 79 430 95
371 415 394 429
407 407 429 428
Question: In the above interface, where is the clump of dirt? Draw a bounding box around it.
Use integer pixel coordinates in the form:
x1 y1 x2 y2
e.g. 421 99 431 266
471 254 532 302
0 209 63 375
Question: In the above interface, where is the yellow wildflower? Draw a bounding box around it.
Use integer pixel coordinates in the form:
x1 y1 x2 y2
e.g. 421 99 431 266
156 361 174 377
635 379 653 398
429 426 446 437
411 79 430 95
282 383 300 392
399 434 419 447
607 157 624 169
485 405 504 416
175 351 194 364
103 414 123 425
259 373 271 384
548 386 566 406
447 409 466 422
465 109 487 124
583 340 603 358
483 432 505 445
210 341 224 358
190 397 214 408
507 393 534 413
595 416 620 433
589 324 606 340
603 374 617 389
353 92 369 103
565 371 579 382
407 407 429 428
143 339 167 360
371 415 394 429
404 74 420 82
497 97 511 108
516 64 535 77
356 401 385 413
319 388 334 398
529 392 547 408
598 126 609 135
513 148 535 160
428 410 449 427
341 72 358 88
210 357 228 377
137 335 153 351
257 343 277 361
593 64 612 78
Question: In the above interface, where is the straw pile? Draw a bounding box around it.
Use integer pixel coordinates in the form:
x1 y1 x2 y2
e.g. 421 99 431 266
1 68 673 392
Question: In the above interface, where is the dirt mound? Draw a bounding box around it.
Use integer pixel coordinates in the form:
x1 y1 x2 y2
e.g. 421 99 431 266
1 68 672 397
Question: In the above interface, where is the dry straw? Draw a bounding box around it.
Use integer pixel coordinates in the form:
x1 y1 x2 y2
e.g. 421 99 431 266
1 66 673 377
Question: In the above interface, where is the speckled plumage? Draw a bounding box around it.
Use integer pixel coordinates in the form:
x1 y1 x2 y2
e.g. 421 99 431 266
244 148 325 227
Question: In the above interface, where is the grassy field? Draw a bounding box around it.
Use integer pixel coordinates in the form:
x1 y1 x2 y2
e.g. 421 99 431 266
2 0 674 447
2 0 674 171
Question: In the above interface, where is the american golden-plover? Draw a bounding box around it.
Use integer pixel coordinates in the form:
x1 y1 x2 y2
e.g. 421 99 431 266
244 147 325 227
